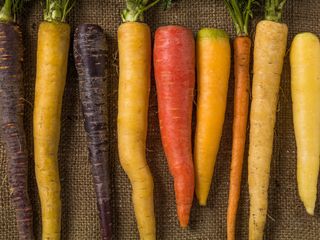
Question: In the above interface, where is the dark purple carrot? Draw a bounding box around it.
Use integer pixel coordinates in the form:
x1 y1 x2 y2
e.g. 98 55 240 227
73 24 111 240
0 0 34 239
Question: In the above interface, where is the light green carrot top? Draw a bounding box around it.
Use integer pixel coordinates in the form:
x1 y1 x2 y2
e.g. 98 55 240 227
43 0 75 22
121 0 173 22
265 0 287 22
197 28 229 39
0 0 27 22
224 0 257 36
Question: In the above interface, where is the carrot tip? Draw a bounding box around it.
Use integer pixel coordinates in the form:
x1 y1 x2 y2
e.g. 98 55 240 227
198 200 207 206
179 223 189 229
177 204 191 228
306 206 315 216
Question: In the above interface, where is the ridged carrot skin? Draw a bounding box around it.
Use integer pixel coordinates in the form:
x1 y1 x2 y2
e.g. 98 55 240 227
227 36 251 240
248 20 288 240
291 33 320 216
194 28 231 206
117 22 156 240
154 25 195 227
34 21 70 240
0 23 34 240
74 24 112 240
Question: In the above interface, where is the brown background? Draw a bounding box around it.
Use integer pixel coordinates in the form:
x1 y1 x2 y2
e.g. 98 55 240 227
1 0 320 239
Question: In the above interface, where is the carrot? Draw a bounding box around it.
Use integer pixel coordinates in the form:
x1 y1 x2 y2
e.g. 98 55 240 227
0 0 34 239
33 1 74 239
117 1 166 239
194 28 231 206
248 1 288 239
224 1 255 239
290 32 320 215
74 24 111 240
154 25 195 227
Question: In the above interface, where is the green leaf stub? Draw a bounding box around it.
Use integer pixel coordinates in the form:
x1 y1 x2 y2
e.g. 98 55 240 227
197 28 229 40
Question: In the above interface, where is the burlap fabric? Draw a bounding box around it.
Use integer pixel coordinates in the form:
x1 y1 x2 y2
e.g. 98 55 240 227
0 0 319 239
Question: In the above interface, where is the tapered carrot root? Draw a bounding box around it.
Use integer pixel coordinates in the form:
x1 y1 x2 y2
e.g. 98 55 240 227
291 33 320 215
74 24 112 239
154 26 195 227
248 20 288 240
117 22 155 240
227 36 251 240
34 22 70 240
0 22 34 240
194 28 231 206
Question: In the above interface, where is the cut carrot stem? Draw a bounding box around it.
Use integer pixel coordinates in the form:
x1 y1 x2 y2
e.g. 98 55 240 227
154 25 195 227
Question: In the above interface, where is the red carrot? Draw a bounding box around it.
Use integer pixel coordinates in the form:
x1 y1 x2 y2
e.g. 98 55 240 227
154 25 195 228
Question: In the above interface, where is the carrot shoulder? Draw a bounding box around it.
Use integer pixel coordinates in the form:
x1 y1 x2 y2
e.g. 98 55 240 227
154 25 195 227
194 28 231 206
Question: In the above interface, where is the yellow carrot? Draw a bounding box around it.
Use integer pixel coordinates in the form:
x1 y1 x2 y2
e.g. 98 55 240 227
248 1 288 239
34 2 74 239
117 21 155 240
34 21 70 240
291 32 320 215
194 28 231 206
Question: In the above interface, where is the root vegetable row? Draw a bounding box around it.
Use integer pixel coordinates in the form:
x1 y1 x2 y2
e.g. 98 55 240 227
2 0 319 240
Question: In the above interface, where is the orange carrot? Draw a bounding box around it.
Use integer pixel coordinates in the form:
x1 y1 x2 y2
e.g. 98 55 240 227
224 1 255 239
227 36 251 240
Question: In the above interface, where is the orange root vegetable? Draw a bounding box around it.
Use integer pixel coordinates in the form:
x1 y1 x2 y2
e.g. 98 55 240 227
194 28 231 206
227 36 251 240
224 1 255 239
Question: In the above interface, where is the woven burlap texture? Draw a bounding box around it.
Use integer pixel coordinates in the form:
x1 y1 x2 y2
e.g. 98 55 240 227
0 0 319 239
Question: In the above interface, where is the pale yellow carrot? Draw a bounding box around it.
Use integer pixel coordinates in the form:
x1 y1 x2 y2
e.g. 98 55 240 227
291 32 320 215
248 17 288 240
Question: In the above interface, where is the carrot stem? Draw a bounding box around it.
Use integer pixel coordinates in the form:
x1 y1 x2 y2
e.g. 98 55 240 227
44 0 75 22
224 0 257 36
0 0 12 22
265 0 287 22
121 0 174 23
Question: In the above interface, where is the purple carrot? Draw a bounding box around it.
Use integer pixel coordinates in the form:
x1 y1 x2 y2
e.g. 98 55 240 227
0 0 34 239
74 24 111 240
